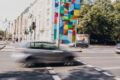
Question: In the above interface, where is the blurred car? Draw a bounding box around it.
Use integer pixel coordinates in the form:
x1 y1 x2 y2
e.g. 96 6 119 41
114 43 120 54
11 41 76 67
68 42 89 48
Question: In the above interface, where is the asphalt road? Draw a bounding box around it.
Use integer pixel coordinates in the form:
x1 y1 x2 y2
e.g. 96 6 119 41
0 43 116 80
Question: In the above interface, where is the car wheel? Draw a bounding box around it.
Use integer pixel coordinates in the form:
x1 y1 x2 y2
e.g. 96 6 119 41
116 52 120 54
63 57 75 66
23 57 36 67
85 45 88 48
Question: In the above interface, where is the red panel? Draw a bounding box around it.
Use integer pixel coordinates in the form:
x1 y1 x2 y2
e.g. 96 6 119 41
54 19 57 23
63 40 65 43
72 30 75 36
64 21 68 25
72 0 75 4
64 11 68 14
64 3 69 9
55 13 58 17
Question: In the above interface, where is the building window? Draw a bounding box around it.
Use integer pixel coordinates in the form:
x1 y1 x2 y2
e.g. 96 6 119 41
47 19 49 26
47 0 50 5
47 8 50 15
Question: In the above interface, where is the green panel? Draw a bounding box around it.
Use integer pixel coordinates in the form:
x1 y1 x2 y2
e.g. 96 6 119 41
60 35 63 39
64 18 70 21
54 29 57 40
70 15 73 19
61 9 64 14
68 25 73 28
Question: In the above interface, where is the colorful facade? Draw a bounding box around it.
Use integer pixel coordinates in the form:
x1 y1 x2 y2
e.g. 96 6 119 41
54 0 80 44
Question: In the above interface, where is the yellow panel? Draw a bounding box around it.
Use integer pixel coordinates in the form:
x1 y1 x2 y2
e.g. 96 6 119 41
74 10 80 16
64 25 68 29
72 36 75 42
61 2 64 5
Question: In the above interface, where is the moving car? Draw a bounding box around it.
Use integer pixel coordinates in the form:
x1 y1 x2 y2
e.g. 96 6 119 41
114 43 120 54
69 42 89 48
11 41 76 67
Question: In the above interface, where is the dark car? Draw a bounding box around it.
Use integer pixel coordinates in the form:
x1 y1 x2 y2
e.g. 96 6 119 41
68 42 89 48
11 41 77 67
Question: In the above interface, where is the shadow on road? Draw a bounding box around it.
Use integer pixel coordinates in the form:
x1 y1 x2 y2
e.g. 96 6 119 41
0 69 54 80
57 66 115 80
32 61 85 68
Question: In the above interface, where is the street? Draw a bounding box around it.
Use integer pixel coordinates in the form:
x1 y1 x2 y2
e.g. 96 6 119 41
0 42 118 80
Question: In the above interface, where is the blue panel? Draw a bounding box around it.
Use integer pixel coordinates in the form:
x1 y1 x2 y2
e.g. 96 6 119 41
65 40 70 44
74 3 80 10
70 10 74 15
68 21 73 25
61 0 64 2
68 30 72 36
54 24 57 29
73 20 76 25
75 0 80 4
55 3 58 7
60 30 63 35
64 14 68 16
61 35 68 40
55 7 58 12
60 25 64 30
69 4 74 12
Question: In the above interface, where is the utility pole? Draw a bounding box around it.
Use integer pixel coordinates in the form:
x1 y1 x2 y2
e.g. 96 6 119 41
56 0 61 48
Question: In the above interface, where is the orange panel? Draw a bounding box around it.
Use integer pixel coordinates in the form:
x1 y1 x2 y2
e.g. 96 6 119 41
54 19 57 23
64 11 68 14
71 16 79 19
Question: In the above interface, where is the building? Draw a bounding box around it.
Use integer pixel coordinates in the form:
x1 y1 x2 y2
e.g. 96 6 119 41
13 0 81 44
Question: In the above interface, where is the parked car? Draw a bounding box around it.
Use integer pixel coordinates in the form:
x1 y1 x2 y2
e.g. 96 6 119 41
114 43 120 54
11 41 77 67
68 42 89 48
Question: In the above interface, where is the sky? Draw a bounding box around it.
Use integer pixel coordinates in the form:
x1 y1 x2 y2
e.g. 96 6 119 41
0 0 116 31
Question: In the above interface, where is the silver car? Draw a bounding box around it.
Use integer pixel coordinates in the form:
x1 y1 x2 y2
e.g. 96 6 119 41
114 43 120 54
11 41 76 67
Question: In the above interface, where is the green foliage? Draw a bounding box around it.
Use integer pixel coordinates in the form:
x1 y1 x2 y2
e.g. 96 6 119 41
78 0 120 44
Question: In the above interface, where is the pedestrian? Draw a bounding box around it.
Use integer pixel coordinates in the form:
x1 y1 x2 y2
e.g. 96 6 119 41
20 37 22 42
16 38 18 42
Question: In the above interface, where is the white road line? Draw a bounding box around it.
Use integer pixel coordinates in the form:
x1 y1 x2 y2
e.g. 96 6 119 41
77 60 80 61
103 67 120 70
46 67 61 80
48 70 56 74
115 77 120 80
102 72 113 77
94 68 102 71
46 67 53 70
52 75 61 80
87 65 94 67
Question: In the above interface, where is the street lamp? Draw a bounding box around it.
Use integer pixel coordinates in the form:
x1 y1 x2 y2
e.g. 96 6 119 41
56 0 61 48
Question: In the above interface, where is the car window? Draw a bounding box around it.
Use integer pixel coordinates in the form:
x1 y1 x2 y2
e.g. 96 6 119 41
42 43 58 50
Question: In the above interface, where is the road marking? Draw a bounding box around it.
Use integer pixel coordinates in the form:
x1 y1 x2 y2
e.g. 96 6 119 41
48 70 56 74
46 67 61 80
46 67 52 70
102 72 113 76
103 67 120 70
87 65 93 67
115 77 120 80
94 68 102 71
52 75 61 80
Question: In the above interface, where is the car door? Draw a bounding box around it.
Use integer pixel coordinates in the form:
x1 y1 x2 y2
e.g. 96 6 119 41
25 42 45 62
42 43 64 62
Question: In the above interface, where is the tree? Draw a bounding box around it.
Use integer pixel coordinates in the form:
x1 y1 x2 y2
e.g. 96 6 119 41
78 0 118 44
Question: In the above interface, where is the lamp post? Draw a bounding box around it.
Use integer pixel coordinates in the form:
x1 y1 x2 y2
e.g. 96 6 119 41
56 0 61 48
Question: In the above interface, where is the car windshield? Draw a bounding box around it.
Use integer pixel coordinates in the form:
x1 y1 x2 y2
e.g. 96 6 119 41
116 43 120 47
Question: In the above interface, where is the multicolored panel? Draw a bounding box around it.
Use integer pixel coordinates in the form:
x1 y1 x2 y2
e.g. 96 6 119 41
54 0 81 44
